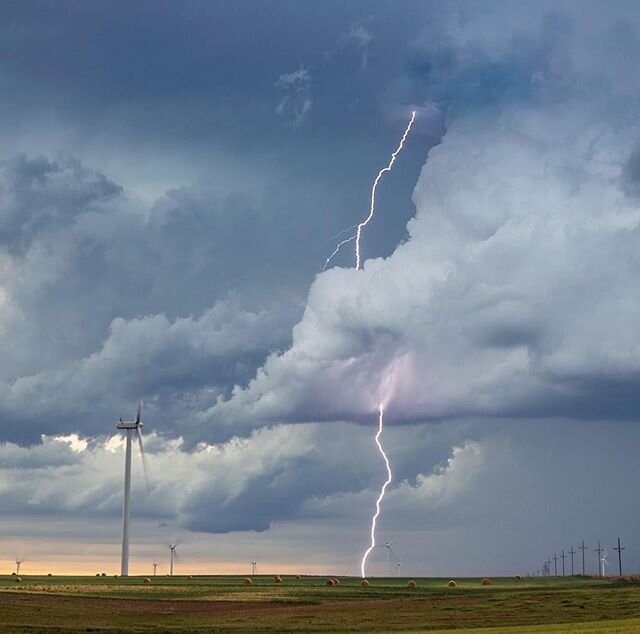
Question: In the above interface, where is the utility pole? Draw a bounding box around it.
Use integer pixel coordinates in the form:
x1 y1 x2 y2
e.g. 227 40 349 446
579 541 587 576
594 541 604 578
568 546 576 576
613 538 625 577
553 553 558 576
561 550 566 576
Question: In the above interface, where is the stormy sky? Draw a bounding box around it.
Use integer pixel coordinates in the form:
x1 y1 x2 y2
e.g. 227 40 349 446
2 0 640 577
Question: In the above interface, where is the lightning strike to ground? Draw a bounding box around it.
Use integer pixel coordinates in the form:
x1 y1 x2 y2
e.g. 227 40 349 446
322 110 417 271
360 404 392 578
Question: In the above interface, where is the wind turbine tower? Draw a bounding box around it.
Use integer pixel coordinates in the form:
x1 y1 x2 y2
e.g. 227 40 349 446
15 560 21 576
153 562 158 576
169 544 177 576
116 401 148 577
251 561 257 576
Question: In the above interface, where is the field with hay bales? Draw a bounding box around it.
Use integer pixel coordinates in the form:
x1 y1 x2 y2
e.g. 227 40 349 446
1 574 640 632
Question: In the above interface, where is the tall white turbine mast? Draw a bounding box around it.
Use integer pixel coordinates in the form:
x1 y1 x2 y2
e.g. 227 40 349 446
15 560 22 576
116 400 148 577
251 561 257 576
601 550 608 577
152 561 158 576
169 544 177 576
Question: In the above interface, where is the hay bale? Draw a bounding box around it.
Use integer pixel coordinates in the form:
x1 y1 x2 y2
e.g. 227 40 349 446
96 573 101 577
243 577 253 585
143 578 151 584
514 574 522 580
274 575 282 584
295 574 301 580
448 580 457 588
482 578 492 586
113 574 119 578
188 575 194 580
101 572 107 577
47 573 52 577
14 576 21 583
361 579 370 587
326 578 335 586
10 572 15 576
333 578 340 585
407 580 417 588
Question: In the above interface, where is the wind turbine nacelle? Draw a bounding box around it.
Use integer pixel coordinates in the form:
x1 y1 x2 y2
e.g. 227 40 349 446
117 421 142 430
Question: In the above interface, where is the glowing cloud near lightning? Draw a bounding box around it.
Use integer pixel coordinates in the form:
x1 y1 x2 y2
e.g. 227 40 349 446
360 403 392 578
323 111 417 270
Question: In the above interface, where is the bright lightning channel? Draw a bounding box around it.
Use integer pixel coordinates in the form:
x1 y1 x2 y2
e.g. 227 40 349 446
355 110 416 270
322 110 417 271
360 404 392 578
322 235 355 271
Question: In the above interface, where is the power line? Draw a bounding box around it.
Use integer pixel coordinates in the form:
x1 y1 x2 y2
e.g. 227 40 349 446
579 540 588 576
594 541 604 578
568 546 576 576
613 538 625 577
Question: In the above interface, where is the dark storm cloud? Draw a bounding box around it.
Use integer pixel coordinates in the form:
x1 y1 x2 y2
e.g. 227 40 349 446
1 1 640 576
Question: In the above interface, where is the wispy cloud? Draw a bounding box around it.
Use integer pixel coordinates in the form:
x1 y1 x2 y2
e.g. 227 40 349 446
275 65 312 127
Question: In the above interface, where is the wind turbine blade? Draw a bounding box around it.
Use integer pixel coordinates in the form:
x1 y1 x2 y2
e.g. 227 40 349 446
136 400 143 424
136 428 150 492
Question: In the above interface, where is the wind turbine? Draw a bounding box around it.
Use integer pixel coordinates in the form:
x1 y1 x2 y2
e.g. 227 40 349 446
600 550 608 577
251 561 257 576
152 561 158 576
169 544 178 576
116 400 148 577
383 541 400 577
15 559 22 576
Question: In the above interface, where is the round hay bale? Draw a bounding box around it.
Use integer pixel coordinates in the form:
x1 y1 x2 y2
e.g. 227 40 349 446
481 578 492 586
14 576 21 583
243 577 253 585
188 575 194 580
101 572 107 577
10 572 16 576
514 574 522 580
96 573 101 577
448 580 457 588
333 578 340 585
143 577 151 584
407 580 417 588
274 575 282 584
361 579 370 587
325 578 335 586
295 574 301 580
47 573 52 577
113 574 119 578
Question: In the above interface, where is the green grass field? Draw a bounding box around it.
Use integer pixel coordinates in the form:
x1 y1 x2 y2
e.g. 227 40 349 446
1 574 639 633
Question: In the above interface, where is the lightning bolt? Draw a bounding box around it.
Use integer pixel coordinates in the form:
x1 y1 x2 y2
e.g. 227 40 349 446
323 111 417 271
355 110 416 270
322 235 355 271
360 403 392 578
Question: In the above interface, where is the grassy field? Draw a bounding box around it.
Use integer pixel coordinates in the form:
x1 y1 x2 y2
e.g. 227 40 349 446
0 574 639 633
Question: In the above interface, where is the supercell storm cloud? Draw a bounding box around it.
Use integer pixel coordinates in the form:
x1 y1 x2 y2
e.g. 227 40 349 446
1 1 640 576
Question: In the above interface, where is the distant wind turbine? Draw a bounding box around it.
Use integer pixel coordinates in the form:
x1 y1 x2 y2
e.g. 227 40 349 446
600 550 608 577
251 561 257 575
169 544 178 576
383 541 400 577
117 400 149 577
